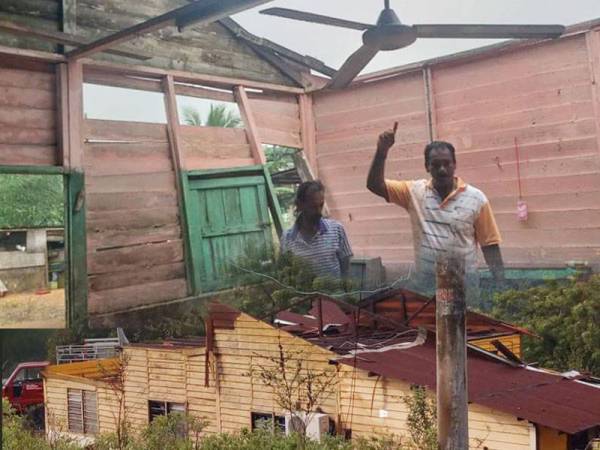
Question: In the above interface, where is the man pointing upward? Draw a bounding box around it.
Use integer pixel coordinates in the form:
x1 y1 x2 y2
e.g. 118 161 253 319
367 123 504 302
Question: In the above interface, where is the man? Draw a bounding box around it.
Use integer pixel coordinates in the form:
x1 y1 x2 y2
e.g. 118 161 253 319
366 122 504 299
280 180 353 279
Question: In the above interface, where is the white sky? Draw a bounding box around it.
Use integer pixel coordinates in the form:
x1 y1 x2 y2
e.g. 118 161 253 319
84 0 600 122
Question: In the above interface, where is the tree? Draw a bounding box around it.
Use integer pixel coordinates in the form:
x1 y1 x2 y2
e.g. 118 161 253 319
402 386 437 450
181 104 241 128
247 338 339 448
0 174 63 229
492 275 600 376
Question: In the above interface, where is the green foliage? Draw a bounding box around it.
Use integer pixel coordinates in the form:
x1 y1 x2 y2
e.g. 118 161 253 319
0 174 63 229
492 275 600 375
2 398 78 450
402 386 437 450
182 104 241 128
225 245 357 320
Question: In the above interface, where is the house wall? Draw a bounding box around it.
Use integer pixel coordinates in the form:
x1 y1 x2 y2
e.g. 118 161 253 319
44 377 120 436
312 31 600 276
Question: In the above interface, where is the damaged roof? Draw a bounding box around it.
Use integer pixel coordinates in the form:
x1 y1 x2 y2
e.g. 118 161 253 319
336 338 600 435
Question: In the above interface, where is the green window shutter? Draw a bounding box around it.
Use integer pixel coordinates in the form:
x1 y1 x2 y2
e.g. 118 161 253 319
184 166 276 293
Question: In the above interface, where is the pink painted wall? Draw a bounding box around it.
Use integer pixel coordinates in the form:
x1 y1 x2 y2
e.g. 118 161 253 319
313 31 600 275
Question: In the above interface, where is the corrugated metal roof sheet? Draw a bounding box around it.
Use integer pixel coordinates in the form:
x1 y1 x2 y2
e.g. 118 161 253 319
336 338 600 434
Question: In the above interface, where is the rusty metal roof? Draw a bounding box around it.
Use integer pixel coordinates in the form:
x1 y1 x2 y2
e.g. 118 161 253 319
336 338 600 434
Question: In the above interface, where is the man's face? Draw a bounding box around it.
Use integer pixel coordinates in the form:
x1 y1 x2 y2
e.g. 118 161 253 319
426 147 456 183
299 190 325 222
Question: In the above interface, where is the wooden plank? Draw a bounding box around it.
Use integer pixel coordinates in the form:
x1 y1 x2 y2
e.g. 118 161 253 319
87 191 177 212
234 85 266 165
67 171 88 325
87 239 184 275
81 59 304 95
585 30 600 155
87 206 179 233
0 43 64 63
0 85 55 109
86 172 176 194
0 144 56 166
299 93 317 174
57 63 69 167
84 119 167 142
67 0 272 60
0 66 55 90
88 278 188 315
84 141 172 176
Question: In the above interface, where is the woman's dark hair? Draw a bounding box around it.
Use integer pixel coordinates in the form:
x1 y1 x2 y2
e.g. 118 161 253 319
424 141 456 166
294 180 325 211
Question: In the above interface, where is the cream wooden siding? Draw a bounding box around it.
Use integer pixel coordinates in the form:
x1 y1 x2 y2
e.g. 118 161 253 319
45 377 120 436
337 365 531 450
122 346 217 434
212 313 339 433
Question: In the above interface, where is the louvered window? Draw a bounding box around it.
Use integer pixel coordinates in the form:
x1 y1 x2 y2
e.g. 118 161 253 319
67 389 98 434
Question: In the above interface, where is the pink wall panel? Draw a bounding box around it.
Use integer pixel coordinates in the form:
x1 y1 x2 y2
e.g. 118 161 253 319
313 32 600 275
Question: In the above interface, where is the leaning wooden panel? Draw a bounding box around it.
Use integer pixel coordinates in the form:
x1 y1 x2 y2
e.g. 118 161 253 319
247 92 302 148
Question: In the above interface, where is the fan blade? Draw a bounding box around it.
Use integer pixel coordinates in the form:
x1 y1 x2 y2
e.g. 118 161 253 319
414 24 565 39
328 45 379 90
260 7 373 31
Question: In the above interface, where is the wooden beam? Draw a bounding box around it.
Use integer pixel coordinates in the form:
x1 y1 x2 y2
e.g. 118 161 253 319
84 70 236 102
585 30 600 156
67 60 84 170
0 20 150 61
82 59 305 94
163 74 192 296
423 65 437 142
245 42 306 87
67 0 273 61
234 85 266 165
61 0 77 35
298 94 317 175
56 63 70 167
0 44 64 64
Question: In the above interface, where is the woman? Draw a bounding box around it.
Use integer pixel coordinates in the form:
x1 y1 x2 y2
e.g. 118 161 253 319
280 181 353 279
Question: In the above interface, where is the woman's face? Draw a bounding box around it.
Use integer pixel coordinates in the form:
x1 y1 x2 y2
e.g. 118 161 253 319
298 189 325 222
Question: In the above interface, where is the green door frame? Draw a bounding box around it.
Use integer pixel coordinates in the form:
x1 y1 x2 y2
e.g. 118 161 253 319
181 165 283 295
0 165 87 327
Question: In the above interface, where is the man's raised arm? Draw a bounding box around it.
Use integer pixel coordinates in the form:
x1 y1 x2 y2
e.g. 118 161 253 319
367 122 398 201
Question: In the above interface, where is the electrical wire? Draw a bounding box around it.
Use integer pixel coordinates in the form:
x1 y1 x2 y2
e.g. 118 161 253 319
228 260 415 299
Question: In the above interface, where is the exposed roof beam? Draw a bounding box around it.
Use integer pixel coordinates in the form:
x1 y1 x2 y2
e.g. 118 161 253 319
67 0 273 61
0 20 150 61
218 17 336 77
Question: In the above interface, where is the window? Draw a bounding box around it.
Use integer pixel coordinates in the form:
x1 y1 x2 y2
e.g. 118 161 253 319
67 389 98 434
251 412 285 432
13 366 42 382
148 400 186 422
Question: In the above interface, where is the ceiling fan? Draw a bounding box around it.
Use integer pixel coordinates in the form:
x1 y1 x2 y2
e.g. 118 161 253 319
261 1 565 89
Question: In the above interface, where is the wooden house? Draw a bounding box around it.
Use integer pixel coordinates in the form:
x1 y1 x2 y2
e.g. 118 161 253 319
43 299 600 450
1 3 600 325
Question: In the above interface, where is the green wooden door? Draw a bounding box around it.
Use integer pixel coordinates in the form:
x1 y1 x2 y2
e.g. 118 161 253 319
185 168 274 292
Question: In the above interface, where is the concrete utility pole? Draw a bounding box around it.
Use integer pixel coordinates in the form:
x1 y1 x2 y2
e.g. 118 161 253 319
435 255 468 450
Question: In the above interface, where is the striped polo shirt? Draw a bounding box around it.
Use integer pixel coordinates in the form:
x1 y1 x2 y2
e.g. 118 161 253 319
280 218 353 278
385 177 501 282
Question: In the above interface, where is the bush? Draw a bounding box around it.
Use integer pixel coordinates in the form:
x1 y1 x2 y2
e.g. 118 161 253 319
492 275 600 375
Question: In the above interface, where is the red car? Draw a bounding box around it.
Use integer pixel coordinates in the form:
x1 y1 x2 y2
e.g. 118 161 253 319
2 361 49 414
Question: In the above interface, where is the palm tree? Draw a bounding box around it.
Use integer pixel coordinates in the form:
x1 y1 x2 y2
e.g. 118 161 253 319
181 104 241 128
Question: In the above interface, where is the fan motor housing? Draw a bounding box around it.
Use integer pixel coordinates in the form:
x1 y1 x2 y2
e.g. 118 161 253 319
363 24 417 50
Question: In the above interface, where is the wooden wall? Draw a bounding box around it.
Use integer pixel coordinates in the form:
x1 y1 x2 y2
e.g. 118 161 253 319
313 32 600 274
76 312 533 450
44 377 120 436
84 119 187 315
181 126 254 170
121 346 218 435
0 64 58 166
0 0 292 85
248 92 302 149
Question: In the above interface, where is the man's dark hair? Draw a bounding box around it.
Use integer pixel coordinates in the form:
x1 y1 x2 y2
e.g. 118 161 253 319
424 141 456 166
295 180 325 210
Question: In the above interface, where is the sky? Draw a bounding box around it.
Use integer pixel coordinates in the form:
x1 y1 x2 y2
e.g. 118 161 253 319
84 0 600 123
